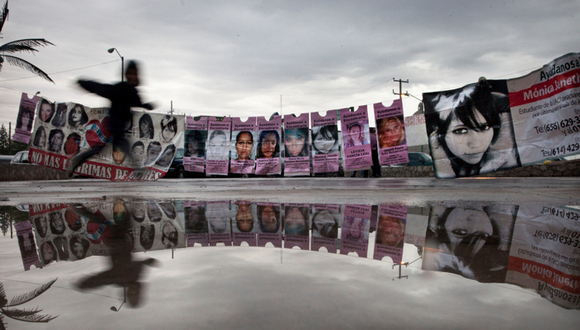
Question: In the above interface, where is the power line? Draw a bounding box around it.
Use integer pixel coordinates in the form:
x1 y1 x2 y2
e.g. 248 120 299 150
0 59 120 82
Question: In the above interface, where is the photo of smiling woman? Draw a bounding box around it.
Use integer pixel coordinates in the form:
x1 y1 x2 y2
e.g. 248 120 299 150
424 79 520 178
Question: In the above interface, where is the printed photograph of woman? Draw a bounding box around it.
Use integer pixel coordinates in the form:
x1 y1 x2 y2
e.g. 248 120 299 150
51 103 67 127
284 128 309 157
16 103 34 132
139 113 154 139
64 133 81 156
311 125 339 155
377 116 406 149
185 130 206 158
344 122 368 147
424 79 520 178
48 129 64 153
206 130 229 160
145 141 162 165
234 131 254 160
33 126 47 149
257 204 280 233
38 99 54 123
68 103 89 128
257 130 280 159
155 144 176 167
161 115 178 143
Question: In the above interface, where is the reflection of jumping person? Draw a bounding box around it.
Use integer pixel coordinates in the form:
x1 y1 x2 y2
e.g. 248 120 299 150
424 79 520 178
66 61 155 177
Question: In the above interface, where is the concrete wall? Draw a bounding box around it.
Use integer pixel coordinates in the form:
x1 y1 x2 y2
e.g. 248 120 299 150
2 159 580 181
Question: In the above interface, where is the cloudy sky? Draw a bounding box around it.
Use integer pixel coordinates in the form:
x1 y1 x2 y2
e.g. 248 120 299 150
0 0 578 127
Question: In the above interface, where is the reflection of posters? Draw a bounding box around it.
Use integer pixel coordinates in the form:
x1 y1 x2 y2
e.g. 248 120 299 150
374 99 409 166
256 203 282 247
184 116 208 173
506 205 580 309
231 201 257 246
283 113 310 176
423 205 517 283
311 204 340 253
340 204 371 258
311 110 340 174
206 117 232 176
255 116 282 175
340 106 372 171
424 80 521 178
184 201 209 247
230 117 257 175
29 98 184 180
15 220 41 271
373 205 407 263
13 92 38 144
207 201 231 246
284 203 310 250
507 53 580 165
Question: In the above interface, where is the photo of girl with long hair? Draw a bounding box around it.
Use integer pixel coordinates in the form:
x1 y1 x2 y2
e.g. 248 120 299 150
424 79 520 178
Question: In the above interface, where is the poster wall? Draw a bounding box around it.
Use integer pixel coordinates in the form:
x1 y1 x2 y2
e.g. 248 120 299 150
29 98 184 180
283 113 310 176
184 116 208 173
311 110 340 174
230 117 257 175
255 115 282 175
206 117 231 176
424 53 580 178
374 99 409 166
13 92 38 144
340 106 372 171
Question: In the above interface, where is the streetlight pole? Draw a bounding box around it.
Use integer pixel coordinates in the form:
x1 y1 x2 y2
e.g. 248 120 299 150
107 48 124 82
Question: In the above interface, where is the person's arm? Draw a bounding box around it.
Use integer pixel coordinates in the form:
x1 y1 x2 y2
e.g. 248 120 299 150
77 79 116 99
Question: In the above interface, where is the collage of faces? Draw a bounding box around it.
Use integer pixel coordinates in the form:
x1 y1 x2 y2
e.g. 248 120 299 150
30 201 183 267
30 98 182 172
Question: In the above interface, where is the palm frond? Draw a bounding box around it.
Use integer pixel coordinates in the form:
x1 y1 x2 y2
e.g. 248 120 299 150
0 314 6 330
6 278 57 307
1 55 54 83
0 1 8 35
1 307 57 323
0 283 6 308
0 39 54 53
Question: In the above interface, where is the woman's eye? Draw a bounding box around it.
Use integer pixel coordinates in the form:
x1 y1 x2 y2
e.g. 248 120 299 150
481 125 491 131
451 229 468 237
451 127 469 135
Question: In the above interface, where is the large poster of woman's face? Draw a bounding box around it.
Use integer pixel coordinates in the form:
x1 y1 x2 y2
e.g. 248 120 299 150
424 80 521 178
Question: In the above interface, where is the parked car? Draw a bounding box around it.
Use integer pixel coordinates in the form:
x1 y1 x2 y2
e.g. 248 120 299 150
407 152 433 166
10 150 33 165
0 155 14 163
166 148 186 178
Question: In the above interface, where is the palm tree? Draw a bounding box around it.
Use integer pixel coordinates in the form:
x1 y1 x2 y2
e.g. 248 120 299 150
0 278 58 329
0 1 54 83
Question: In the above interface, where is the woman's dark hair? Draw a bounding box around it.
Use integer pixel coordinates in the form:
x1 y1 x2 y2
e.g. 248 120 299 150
311 211 338 238
49 211 65 235
186 130 205 157
51 103 67 127
256 130 280 158
185 206 208 234
16 105 34 131
140 225 155 250
33 126 46 148
236 131 253 143
160 115 178 142
347 122 362 131
48 129 64 152
40 241 56 264
34 215 48 238
38 99 54 122
139 114 154 138
313 125 338 141
284 128 309 157
67 104 88 127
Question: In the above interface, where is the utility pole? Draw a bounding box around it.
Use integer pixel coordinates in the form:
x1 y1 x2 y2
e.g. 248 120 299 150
170 101 173 115
392 78 409 99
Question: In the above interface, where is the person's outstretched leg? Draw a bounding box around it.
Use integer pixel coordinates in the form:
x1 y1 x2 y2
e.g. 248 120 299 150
66 145 105 177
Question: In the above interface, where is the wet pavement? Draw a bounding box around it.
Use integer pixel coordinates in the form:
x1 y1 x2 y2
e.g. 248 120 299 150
0 177 579 329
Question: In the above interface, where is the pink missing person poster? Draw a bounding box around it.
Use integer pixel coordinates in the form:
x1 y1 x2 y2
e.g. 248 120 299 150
15 220 41 271
184 201 209 247
29 98 184 181
284 203 310 250
283 113 310 176
340 204 371 258
231 201 257 246
207 201 232 246
374 99 409 166
206 117 231 176
311 110 340 174
373 205 407 264
340 106 372 171
230 117 257 175
184 116 208 173
311 204 340 253
257 203 282 247
255 115 282 175
13 92 38 144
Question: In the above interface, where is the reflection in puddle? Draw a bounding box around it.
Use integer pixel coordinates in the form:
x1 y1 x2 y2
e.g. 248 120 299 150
6 200 580 311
